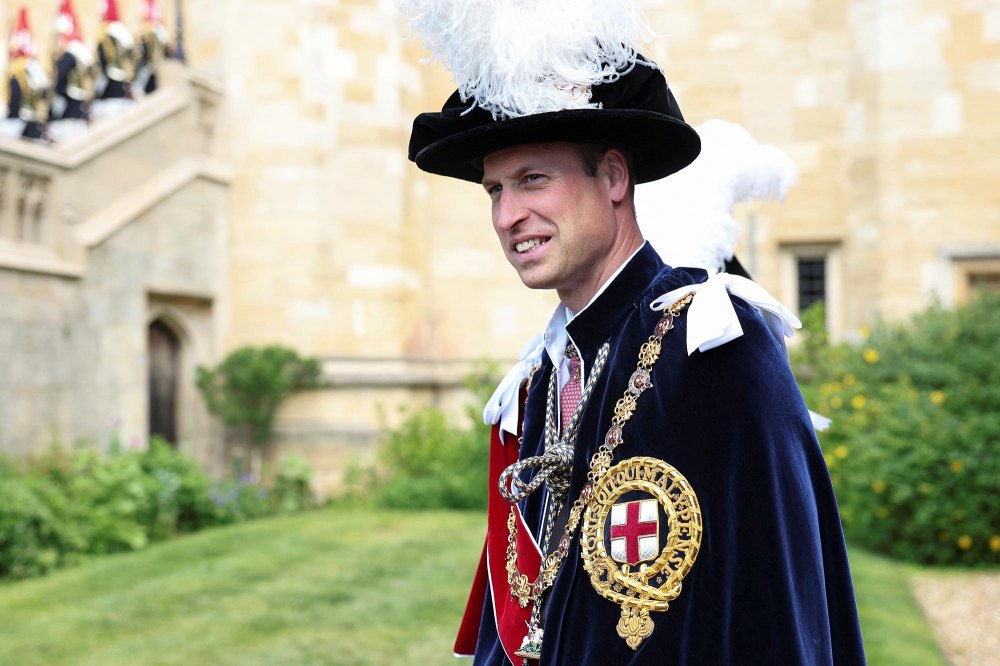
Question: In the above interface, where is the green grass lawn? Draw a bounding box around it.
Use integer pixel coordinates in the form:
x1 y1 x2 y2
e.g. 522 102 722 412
0 506 943 665
851 548 945 665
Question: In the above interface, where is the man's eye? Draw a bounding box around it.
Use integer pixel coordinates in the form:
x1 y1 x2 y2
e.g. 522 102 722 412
486 184 503 196
524 174 544 183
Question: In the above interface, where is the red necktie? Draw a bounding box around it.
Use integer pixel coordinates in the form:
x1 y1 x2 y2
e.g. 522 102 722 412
560 346 582 434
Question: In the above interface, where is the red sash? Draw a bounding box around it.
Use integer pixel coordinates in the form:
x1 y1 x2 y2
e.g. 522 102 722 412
454 418 542 663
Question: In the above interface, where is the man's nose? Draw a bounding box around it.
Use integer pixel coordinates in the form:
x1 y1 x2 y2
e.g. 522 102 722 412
494 190 528 231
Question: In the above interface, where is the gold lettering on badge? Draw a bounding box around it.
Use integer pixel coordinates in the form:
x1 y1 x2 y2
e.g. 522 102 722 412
580 456 702 650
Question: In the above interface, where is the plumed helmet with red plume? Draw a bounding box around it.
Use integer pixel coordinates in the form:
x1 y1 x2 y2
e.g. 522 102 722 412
98 0 121 23
8 6 36 61
144 0 163 24
54 0 84 47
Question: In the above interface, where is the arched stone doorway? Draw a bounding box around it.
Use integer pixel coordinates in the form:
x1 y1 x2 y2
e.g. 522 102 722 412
148 319 181 445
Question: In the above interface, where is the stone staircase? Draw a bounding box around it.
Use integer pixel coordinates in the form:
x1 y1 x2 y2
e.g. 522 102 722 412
0 61 232 474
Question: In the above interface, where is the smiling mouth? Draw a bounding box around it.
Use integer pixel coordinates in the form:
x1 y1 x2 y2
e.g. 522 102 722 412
515 238 548 253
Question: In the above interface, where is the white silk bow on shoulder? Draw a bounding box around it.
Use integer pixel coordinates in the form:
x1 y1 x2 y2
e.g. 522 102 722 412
652 273 831 431
650 272 801 356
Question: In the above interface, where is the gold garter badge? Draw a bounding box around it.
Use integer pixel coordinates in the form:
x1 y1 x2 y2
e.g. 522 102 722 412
580 456 702 650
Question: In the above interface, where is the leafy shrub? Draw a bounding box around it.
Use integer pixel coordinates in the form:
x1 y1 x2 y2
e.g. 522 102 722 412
375 407 489 510
209 476 271 523
0 440 319 580
0 468 78 578
139 439 220 535
65 448 154 553
269 455 316 514
356 368 497 511
800 293 1000 566
790 301 829 383
196 345 322 444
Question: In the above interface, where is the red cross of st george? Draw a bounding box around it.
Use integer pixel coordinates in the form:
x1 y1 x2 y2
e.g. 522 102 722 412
611 501 658 564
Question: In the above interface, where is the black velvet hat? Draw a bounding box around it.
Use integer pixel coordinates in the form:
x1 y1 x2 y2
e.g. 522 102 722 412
408 57 701 185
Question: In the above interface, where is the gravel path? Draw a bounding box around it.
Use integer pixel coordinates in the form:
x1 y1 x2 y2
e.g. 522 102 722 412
910 570 1000 666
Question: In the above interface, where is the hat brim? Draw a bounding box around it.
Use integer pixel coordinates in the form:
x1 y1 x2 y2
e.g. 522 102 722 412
412 108 701 185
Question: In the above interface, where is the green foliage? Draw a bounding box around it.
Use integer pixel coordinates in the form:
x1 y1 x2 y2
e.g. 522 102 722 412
269 455 317 514
351 365 497 511
375 407 489 510
0 466 81 579
800 292 1000 566
138 438 220 535
65 448 154 553
790 300 829 382
208 477 271 523
0 439 318 580
196 345 322 444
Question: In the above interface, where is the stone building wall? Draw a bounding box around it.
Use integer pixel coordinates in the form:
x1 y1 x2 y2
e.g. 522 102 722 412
0 267 91 457
642 0 855 336
640 0 1000 337
0 64 230 472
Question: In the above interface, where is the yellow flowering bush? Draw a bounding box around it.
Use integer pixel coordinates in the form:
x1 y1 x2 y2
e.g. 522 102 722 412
795 294 1000 566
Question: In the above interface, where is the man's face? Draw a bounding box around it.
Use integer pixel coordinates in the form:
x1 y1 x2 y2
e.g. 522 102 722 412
481 142 625 309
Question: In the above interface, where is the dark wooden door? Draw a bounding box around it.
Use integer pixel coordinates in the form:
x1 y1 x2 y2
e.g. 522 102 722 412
148 320 180 445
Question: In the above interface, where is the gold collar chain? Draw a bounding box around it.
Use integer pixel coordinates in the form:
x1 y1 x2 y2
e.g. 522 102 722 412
507 293 694 661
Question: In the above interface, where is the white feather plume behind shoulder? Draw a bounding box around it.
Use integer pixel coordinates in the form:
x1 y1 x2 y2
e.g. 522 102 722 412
635 120 798 273
396 0 654 119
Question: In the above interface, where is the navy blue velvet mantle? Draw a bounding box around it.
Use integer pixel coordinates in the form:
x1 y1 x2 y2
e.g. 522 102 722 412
472 244 866 665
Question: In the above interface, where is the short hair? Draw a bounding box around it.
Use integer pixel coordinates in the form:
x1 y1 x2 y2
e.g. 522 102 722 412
571 143 638 213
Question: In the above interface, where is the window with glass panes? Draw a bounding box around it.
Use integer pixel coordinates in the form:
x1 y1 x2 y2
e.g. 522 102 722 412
796 257 826 311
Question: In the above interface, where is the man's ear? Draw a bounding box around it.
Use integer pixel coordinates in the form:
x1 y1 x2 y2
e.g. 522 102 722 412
602 148 631 204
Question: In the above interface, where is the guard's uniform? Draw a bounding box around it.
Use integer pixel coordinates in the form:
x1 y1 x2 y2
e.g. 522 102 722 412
48 2 93 143
94 0 134 105
95 33 131 101
134 26 167 96
3 60 48 141
3 8 48 141
464 244 866 665
52 50 89 121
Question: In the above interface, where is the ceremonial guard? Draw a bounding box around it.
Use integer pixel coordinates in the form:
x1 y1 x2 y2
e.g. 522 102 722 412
397 1 866 664
49 0 92 142
92 0 134 120
134 0 169 96
2 7 49 142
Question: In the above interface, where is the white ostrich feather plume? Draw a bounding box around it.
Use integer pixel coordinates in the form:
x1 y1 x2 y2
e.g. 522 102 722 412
67 40 94 67
636 120 798 273
106 22 135 49
55 14 74 37
397 0 654 119
26 61 52 89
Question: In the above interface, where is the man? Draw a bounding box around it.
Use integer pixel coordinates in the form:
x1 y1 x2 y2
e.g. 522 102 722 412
400 2 865 664
49 0 92 142
3 6 49 142
91 0 134 121
134 0 170 96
